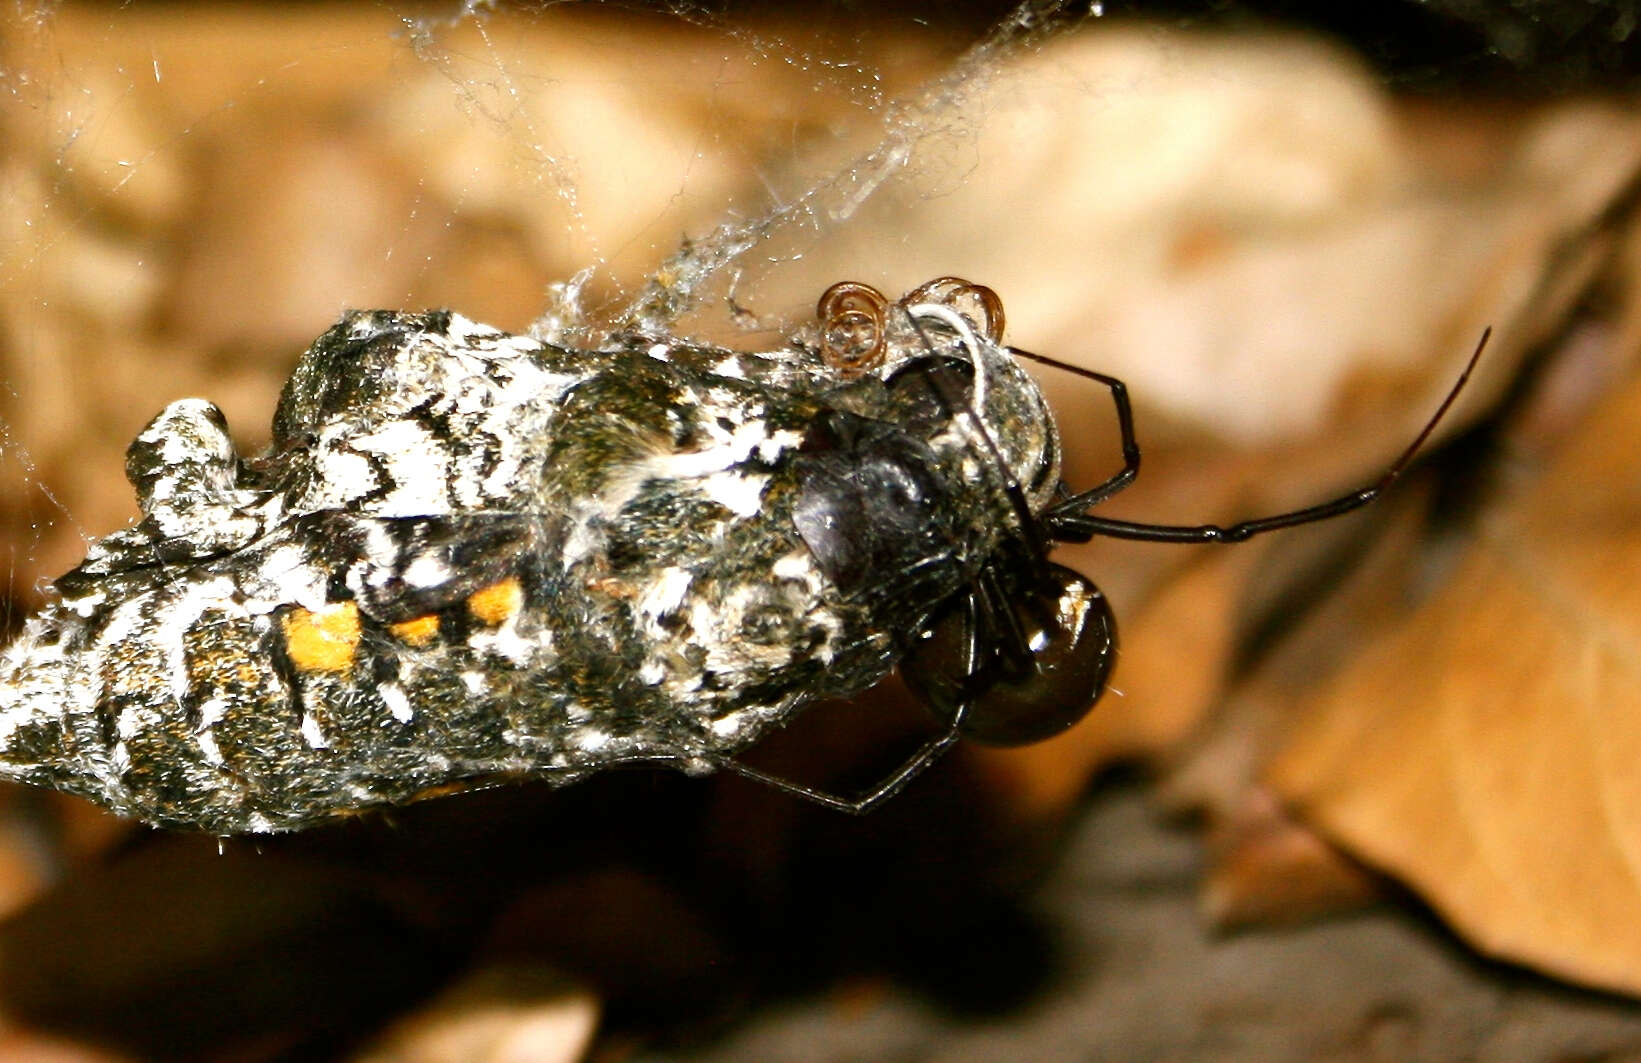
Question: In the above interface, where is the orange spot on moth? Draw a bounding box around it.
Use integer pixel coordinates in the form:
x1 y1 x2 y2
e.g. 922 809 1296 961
389 614 441 646
282 602 361 674
467 577 524 625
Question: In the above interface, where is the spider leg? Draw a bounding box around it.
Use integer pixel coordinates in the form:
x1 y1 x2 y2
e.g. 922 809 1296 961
1052 494 1384 544
719 591 985 814
1011 349 1141 510
717 721 965 815
1046 328 1490 546
976 567 1030 669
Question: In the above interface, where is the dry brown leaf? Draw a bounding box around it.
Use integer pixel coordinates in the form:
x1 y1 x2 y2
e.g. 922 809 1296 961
1270 369 1641 997
348 964 598 1063
1147 490 1437 924
1199 785 1383 929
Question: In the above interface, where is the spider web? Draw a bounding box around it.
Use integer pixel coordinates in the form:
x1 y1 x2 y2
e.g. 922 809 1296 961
0 0 1608 631
0 0 1098 621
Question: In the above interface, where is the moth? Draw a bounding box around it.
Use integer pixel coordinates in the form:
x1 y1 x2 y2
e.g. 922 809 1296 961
0 278 1482 832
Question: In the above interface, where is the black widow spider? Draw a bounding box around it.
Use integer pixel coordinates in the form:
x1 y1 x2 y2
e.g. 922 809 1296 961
723 277 1488 813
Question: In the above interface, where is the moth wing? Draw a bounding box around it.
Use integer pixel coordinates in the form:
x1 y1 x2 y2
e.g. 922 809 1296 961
312 512 542 623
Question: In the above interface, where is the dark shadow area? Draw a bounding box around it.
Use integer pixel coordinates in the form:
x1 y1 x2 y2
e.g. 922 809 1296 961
0 685 1079 1059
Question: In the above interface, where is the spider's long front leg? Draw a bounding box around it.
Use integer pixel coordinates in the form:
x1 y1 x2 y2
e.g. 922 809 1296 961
1044 328 1490 546
1012 350 1142 513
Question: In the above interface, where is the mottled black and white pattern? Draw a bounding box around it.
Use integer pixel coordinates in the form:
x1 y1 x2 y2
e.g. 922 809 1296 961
0 296 1061 832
